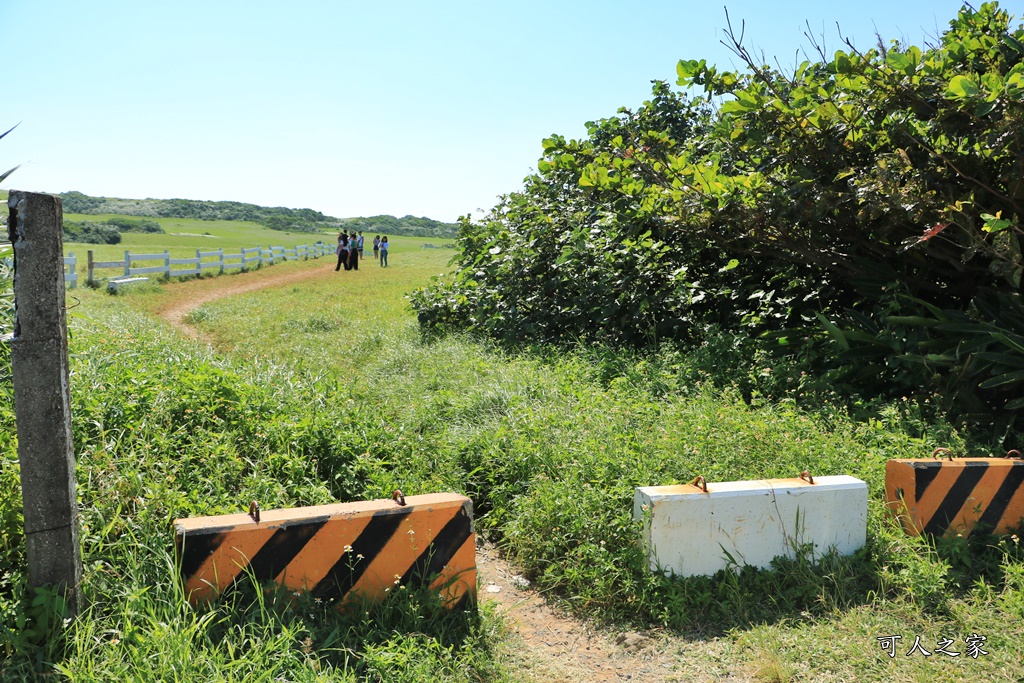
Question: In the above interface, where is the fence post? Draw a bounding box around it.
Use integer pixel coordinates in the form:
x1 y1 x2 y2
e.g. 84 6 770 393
67 252 76 289
87 250 94 286
218 248 224 275
7 191 82 616
164 250 170 279
124 250 130 277
196 248 201 276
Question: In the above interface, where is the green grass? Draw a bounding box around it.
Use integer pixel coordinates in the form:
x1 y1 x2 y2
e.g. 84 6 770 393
60 213 451 286
64 214 442 254
64 213 328 249
0 291 505 681
1 234 1022 680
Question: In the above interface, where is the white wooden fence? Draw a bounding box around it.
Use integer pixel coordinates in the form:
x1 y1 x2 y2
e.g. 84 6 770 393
63 253 78 288
84 242 334 287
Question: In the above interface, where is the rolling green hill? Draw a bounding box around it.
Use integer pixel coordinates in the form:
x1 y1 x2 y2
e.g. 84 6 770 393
57 191 459 238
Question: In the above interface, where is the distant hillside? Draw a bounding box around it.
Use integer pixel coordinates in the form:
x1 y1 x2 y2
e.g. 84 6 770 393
338 214 460 239
57 191 459 237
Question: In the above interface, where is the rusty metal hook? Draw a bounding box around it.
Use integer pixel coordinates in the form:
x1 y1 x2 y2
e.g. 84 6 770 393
1006 450 1022 459
392 489 406 506
799 470 815 485
933 447 953 461
248 500 260 524
689 476 708 493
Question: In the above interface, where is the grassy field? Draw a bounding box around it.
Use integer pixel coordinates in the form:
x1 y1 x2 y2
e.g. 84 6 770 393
60 215 447 284
1 220 1023 681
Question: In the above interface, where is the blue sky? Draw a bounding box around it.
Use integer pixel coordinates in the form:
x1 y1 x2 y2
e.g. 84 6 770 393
4 1 978 222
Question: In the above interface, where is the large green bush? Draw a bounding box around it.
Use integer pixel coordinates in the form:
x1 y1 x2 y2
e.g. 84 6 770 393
62 220 122 244
414 3 1024 443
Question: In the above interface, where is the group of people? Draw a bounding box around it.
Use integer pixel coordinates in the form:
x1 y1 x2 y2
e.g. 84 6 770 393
334 231 390 271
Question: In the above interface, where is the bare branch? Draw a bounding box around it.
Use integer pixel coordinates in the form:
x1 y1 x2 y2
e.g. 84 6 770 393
720 8 792 105
802 20 829 63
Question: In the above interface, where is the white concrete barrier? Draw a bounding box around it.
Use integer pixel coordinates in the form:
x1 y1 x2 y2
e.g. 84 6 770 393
634 475 867 577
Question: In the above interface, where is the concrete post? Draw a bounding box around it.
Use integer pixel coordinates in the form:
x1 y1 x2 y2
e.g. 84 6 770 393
7 191 82 616
87 250 94 286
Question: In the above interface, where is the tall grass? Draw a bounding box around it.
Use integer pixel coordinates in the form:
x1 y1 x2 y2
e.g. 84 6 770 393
145 249 1022 676
0 293 506 680
0 246 1021 679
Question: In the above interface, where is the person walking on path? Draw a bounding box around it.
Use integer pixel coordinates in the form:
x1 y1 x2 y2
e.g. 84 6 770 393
379 236 389 267
373 235 381 263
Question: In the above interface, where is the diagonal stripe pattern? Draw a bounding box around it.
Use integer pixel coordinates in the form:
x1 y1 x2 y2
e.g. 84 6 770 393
885 458 1024 537
174 493 476 608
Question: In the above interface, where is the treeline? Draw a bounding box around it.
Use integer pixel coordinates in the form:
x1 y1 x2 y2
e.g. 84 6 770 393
339 214 460 238
58 192 460 237
59 192 333 234
412 3 1024 444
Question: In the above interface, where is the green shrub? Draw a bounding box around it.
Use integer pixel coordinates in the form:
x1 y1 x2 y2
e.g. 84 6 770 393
62 220 121 244
413 2 1024 444
103 217 164 233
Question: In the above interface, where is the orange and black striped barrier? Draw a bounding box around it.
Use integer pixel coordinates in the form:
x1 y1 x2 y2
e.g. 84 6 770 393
885 450 1024 537
173 492 475 608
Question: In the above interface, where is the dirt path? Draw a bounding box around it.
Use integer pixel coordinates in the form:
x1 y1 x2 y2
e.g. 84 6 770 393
478 541 677 682
152 266 748 683
476 542 749 683
154 261 336 341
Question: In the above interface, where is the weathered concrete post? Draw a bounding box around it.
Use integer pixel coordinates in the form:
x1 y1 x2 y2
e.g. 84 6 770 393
7 190 82 616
